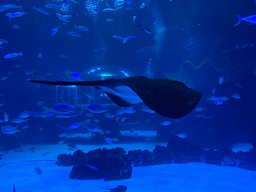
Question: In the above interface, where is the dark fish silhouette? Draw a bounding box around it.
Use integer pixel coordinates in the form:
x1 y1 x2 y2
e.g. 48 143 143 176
28 76 203 119
138 22 152 34
12 185 16 192
34 167 43 175
100 185 127 192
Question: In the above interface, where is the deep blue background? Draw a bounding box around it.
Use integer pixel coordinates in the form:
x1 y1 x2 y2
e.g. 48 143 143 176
0 0 255 149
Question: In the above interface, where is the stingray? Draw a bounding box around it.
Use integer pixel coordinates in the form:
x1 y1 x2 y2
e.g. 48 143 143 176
28 76 203 119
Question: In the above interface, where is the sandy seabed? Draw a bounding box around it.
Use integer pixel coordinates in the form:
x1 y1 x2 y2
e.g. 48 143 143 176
1 143 256 192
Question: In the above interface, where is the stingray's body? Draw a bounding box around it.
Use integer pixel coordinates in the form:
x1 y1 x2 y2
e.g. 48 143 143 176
29 76 203 119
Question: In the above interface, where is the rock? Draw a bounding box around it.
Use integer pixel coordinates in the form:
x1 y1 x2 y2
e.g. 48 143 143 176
57 144 256 181
141 150 154 166
55 154 73 166
68 147 132 181
127 149 142 167
153 145 172 164
72 150 87 165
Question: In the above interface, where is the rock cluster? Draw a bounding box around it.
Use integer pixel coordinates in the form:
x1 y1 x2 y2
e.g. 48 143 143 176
56 136 256 181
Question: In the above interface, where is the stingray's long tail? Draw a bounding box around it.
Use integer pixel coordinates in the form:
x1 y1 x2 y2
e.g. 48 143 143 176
28 79 104 86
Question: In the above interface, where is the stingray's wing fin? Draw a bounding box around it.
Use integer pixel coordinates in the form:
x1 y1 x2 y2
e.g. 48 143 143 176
118 76 203 119
103 91 133 107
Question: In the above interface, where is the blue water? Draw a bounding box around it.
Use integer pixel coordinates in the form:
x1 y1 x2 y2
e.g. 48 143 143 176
0 0 256 182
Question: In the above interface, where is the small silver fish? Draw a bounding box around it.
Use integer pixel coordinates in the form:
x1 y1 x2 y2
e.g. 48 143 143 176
4 52 22 59
5 12 26 20
11 118 27 124
74 25 89 31
1 125 19 134
219 76 224 84
105 137 113 144
33 7 51 15
51 27 59 35
194 107 206 112
231 93 241 99
67 31 81 37
161 121 171 126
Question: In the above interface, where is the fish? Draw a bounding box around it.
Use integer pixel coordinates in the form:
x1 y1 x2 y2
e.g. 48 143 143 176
124 107 136 114
51 27 59 35
59 54 68 59
85 113 93 117
51 103 76 113
215 98 223 105
11 118 28 124
34 167 43 175
0 39 9 44
102 8 116 12
175 133 187 139
67 72 83 81
58 133 66 137
67 31 81 37
28 76 203 119
84 93 94 99
74 25 89 31
115 109 125 116
12 24 20 29
194 107 206 112
104 113 115 118
133 16 136 23
207 96 227 105
105 137 113 144
4 52 22 59
86 103 107 113
1 125 19 134
231 93 241 99
207 96 217 101
44 4 60 9
18 112 30 118
100 185 127 192
0 119 6 123
219 96 229 101
94 119 100 123
37 101 44 106
86 164 98 171
85 124 102 132
0 4 22 12
5 12 26 20
3 112 9 122
33 7 51 15
122 34 136 44
153 22 161 25
120 117 127 122
234 14 256 26
56 13 69 22
219 76 224 84
69 122 81 129
12 185 16 192
112 35 124 40
138 23 152 34
161 121 171 126
140 3 146 9
20 125 29 129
